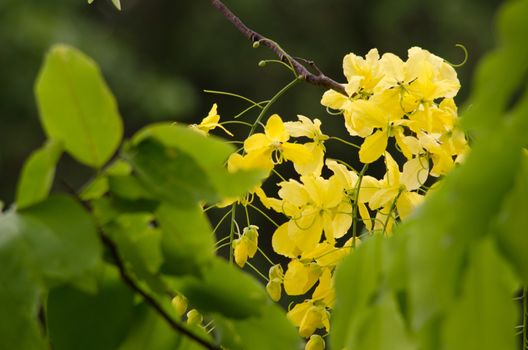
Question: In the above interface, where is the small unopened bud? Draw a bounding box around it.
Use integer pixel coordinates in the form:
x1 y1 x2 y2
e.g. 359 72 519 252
186 309 203 326
171 294 188 317
252 41 260 48
258 60 267 67
305 335 325 350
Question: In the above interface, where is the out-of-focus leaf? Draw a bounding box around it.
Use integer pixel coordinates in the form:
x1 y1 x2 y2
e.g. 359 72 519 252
19 195 102 285
175 258 267 319
353 294 416 350
215 302 302 350
0 218 46 350
16 139 62 209
105 213 163 276
108 175 157 201
125 138 218 207
132 124 267 200
117 304 182 350
331 235 384 350
495 150 528 284
47 264 136 350
35 44 123 168
442 237 518 350
156 203 215 276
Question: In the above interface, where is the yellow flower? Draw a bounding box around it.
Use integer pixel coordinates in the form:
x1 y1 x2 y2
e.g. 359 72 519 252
191 103 233 136
343 48 384 95
287 300 330 338
311 269 335 307
232 225 259 267
368 153 425 221
305 335 325 350
243 114 312 171
283 259 321 295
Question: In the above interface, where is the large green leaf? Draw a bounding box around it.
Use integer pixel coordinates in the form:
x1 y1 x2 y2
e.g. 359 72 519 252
0 219 46 350
495 152 528 284
132 123 267 200
105 213 163 276
117 304 182 350
19 195 102 285
47 264 136 350
352 294 416 350
35 44 123 168
16 139 62 209
156 203 215 276
174 258 267 319
125 138 218 207
215 303 302 350
331 235 384 350
441 237 518 350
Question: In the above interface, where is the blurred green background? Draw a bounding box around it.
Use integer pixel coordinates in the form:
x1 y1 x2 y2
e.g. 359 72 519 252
0 0 501 203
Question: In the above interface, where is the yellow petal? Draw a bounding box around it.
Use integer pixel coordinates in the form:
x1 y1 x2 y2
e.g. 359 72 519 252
272 222 300 258
359 130 388 164
265 114 289 143
401 157 429 190
282 142 313 165
305 335 325 350
244 133 270 153
283 260 320 295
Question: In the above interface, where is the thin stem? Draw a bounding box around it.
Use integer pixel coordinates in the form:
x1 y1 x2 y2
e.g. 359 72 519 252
229 204 237 264
244 205 251 227
221 120 253 127
213 208 233 235
248 78 300 137
233 100 270 119
329 136 361 150
203 89 262 108
209 0 347 96
257 246 276 266
352 164 369 247
215 242 232 252
248 203 279 228
246 261 269 282
382 190 403 236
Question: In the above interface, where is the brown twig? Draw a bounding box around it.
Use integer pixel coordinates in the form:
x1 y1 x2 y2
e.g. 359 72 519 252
99 232 222 350
210 0 347 96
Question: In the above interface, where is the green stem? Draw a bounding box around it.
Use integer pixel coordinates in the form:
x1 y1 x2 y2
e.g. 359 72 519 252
257 246 276 265
352 164 369 247
248 203 279 227
247 78 300 137
213 208 233 235
329 136 361 150
229 204 237 264
382 190 403 236
203 89 263 108
246 261 269 282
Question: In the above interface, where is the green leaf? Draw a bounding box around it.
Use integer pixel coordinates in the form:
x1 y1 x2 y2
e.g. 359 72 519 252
0 219 46 350
175 258 267 319
105 213 163 276
215 303 302 350
35 44 123 168
132 123 267 200
117 304 182 350
108 175 157 201
353 294 416 350
19 195 102 285
125 138 218 207
496 150 528 284
47 264 136 350
331 235 384 350
156 203 215 275
112 0 121 10
441 237 518 350
16 139 62 209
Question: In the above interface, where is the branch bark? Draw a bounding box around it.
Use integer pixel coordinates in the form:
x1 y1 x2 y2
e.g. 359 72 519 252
99 232 222 350
210 0 347 96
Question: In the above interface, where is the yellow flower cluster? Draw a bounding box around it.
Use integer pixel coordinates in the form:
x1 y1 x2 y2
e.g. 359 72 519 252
188 47 468 349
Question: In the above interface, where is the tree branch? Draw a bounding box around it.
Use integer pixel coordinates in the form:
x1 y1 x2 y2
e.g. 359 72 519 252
99 232 222 350
210 0 347 96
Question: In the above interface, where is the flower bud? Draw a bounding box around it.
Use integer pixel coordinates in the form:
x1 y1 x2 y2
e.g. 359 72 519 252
171 294 188 317
305 335 325 350
186 309 203 326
